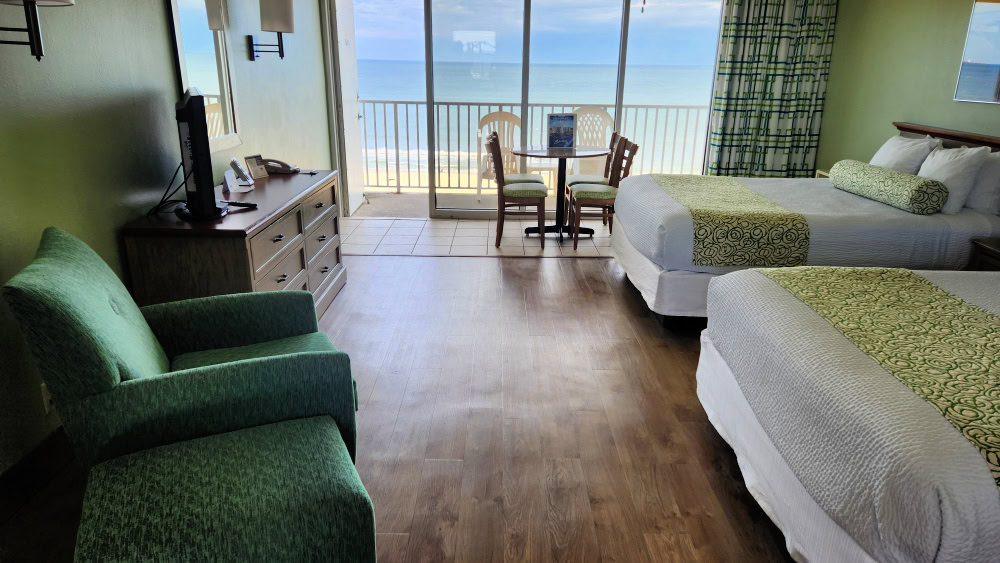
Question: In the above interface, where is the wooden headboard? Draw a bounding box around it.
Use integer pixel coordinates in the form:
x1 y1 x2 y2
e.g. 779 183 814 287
893 122 1000 152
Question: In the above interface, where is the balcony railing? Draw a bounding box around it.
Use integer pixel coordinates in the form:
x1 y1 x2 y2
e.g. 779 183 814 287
359 100 710 192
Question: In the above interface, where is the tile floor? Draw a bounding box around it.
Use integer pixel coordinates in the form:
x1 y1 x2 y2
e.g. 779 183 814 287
339 217 613 257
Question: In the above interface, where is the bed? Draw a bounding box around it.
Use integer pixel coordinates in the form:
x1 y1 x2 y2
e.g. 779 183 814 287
699 267 1000 563
611 123 1000 317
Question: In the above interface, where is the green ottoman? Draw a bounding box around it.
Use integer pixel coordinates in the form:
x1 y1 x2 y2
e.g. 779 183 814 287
75 417 376 562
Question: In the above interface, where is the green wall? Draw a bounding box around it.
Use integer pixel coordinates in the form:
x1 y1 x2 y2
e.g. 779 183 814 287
0 1 332 474
818 0 999 171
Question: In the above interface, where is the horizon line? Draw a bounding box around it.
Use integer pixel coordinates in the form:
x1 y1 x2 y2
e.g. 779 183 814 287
358 58 714 67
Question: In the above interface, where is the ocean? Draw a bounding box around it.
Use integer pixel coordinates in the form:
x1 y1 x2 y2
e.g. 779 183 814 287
357 59 715 187
956 62 1000 103
358 59 715 106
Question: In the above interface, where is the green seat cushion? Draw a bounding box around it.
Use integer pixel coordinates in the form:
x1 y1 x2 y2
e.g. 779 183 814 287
75 417 376 562
829 159 948 215
503 183 548 198
506 173 544 184
170 331 336 371
2 228 168 399
567 174 609 186
571 183 618 199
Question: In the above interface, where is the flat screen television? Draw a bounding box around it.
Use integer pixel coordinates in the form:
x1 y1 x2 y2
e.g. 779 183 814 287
175 88 226 220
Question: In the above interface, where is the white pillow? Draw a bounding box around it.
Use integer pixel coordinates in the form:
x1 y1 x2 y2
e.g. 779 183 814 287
917 146 992 214
870 135 942 175
964 151 1000 214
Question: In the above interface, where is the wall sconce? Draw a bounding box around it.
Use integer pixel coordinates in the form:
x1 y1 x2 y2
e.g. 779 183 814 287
247 0 293 61
0 0 74 61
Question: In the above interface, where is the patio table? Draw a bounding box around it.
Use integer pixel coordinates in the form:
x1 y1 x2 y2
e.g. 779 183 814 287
511 146 610 238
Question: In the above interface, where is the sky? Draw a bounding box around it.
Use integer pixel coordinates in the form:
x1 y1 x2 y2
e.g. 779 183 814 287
964 3 1000 65
353 0 723 66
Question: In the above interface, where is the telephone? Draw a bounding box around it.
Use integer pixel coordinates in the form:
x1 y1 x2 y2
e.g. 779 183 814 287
262 158 300 174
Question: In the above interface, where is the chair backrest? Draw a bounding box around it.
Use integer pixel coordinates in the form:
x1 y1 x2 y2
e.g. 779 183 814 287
479 111 521 180
572 106 614 176
606 137 631 189
620 138 640 180
486 133 508 204
572 105 614 148
603 132 620 178
2 228 169 404
486 132 505 185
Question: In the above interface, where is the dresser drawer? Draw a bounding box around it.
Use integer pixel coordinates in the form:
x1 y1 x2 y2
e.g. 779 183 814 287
250 207 303 278
305 215 338 263
302 186 336 232
255 244 307 292
308 241 342 295
286 269 310 292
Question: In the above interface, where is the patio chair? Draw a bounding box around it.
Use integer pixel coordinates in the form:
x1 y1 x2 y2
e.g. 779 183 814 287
569 137 639 249
488 132 546 249
477 111 542 199
572 105 615 176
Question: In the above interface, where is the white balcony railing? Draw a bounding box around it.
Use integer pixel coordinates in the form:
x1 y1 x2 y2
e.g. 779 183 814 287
359 100 710 192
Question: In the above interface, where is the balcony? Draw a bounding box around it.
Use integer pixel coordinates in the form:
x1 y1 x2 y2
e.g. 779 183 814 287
355 99 709 217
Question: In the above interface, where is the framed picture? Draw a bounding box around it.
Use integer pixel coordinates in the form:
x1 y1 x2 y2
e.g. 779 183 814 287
955 0 1000 104
548 113 576 149
244 154 268 178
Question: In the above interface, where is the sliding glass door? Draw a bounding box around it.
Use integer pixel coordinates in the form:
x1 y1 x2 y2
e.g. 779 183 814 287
429 0 524 211
526 0 623 207
351 0 724 216
620 0 721 175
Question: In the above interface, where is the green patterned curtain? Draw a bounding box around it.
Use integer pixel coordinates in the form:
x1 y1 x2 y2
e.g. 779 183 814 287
707 0 838 177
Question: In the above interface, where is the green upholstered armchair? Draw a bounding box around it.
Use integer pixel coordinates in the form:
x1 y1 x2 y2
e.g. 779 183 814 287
3 228 375 562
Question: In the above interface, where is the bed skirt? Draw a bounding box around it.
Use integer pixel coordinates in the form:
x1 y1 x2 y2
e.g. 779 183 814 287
610 219 716 317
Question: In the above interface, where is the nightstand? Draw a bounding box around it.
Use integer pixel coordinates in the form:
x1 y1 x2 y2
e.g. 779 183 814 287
815 169 830 179
969 238 1000 271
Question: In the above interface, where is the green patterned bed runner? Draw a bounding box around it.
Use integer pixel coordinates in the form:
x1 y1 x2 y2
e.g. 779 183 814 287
759 266 1000 485
652 175 809 267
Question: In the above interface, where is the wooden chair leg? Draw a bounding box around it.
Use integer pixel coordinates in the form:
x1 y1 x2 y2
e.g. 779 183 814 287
573 201 583 250
602 208 608 225
536 200 545 249
608 207 613 234
496 205 504 248
567 199 573 239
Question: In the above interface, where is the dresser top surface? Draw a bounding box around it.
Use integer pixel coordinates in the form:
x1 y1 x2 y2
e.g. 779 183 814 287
123 170 337 237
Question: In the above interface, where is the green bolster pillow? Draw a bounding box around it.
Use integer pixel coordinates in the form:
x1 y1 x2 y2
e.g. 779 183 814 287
829 159 948 215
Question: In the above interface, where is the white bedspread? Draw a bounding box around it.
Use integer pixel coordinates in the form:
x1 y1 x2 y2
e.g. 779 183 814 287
614 174 1000 274
705 269 1000 563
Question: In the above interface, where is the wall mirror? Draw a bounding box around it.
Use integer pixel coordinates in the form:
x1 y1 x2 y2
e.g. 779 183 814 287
169 0 242 151
956 0 1000 104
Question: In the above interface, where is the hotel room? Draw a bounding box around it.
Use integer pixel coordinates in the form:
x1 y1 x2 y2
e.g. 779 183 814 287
0 0 998 561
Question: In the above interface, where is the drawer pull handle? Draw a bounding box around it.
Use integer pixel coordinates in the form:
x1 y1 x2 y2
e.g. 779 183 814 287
321 266 331 274
318 235 328 242
277 274 289 283
315 202 326 208
273 234 285 243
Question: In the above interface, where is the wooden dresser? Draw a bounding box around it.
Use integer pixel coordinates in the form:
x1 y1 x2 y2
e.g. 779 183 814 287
122 171 345 318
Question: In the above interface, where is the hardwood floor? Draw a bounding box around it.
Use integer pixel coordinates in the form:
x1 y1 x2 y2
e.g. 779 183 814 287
321 255 790 562
0 255 790 562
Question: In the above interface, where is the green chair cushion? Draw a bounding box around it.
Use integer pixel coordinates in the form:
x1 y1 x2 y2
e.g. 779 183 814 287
2 228 168 400
572 183 618 199
171 331 336 371
567 174 609 186
503 183 548 198
75 417 376 562
506 173 544 184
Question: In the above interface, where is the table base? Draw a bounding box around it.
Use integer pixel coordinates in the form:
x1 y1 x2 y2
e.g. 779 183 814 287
524 225 595 237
